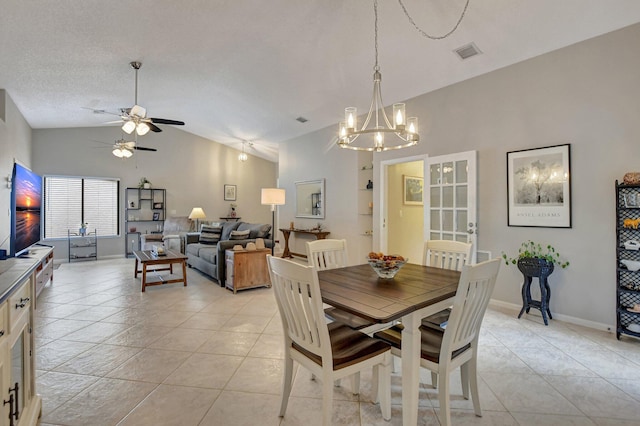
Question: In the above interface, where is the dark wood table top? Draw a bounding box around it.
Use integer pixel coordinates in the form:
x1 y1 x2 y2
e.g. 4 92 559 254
318 263 460 324
133 250 187 263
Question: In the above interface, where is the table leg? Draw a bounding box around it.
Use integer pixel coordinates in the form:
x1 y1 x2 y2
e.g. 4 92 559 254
181 260 187 287
134 258 139 278
539 278 549 326
281 229 292 258
402 313 420 426
142 264 147 292
518 276 532 319
544 278 553 320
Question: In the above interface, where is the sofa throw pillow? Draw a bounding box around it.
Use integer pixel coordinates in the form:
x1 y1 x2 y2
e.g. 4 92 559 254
230 229 251 240
199 225 222 244
237 223 272 239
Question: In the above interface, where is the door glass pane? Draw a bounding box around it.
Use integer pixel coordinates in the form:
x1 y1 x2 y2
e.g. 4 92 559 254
442 233 454 241
456 160 468 183
430 210 440 231
456 186 467 208
442 162 454 184
430 232 440 240
456 210 467 232
456 234 468 243
430 187 440 207
430 164 440 185
443 187 453 208
442 210 453 232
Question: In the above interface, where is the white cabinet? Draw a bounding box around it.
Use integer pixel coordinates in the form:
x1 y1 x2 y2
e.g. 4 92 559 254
0 247 49 425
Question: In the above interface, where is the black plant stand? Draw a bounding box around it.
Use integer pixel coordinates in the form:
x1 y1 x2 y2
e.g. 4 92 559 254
517 258 554 326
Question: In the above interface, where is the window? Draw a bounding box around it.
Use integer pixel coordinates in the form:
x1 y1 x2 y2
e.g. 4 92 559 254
44 176 120 238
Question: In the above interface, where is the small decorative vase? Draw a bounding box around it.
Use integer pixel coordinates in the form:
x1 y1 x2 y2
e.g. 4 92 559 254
79 228 86 236
143 183 151 189
230 209 237 218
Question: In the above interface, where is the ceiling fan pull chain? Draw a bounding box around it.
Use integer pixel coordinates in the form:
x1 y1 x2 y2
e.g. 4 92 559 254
396 0 470 40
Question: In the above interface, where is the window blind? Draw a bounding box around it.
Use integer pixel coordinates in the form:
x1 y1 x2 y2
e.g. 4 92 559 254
44 176 119 238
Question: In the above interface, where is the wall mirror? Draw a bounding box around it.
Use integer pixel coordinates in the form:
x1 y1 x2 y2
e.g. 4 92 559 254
295 179 325 219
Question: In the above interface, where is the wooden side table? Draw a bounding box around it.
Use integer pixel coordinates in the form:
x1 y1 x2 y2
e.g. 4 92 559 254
279 228 330 258
225 248 271 293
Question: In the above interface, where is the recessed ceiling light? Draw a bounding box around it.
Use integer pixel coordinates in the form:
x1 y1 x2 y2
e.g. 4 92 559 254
296 116 308 123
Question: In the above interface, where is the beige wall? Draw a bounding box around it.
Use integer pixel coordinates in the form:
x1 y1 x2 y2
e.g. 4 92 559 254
387 161 424 263
32 126 277 259
280 23 640 328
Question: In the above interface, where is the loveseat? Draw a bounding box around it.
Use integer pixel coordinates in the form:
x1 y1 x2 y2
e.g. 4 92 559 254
185 221 273 287
140 216 194 253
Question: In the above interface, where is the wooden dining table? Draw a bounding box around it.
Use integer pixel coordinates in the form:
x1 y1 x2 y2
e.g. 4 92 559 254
317 263 461 426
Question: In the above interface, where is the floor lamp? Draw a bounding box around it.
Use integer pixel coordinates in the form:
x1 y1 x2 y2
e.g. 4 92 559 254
261 188 286 255
188 207 207 231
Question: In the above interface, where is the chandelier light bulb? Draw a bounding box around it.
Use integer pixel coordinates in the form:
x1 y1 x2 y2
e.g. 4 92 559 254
122 148 133 158
345 107 356 131
393 103 405 129
239 152 248 162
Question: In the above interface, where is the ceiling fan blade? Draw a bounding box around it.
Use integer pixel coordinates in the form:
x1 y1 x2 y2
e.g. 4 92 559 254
150 118 185 126
133 146 157 152
147 122 162 133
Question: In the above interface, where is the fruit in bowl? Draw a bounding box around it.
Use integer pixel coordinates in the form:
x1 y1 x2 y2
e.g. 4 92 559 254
367 252 407 279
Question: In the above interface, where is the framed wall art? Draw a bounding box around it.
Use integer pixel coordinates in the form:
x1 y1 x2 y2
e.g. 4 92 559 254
507 144 571 228
152 212 160 221
224 184 237 201
403 175 424 205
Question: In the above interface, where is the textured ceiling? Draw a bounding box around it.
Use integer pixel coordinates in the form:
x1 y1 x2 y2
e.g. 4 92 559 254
2 0 640 162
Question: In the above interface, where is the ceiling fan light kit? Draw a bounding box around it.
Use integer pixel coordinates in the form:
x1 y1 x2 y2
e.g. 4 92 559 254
118 61 185 136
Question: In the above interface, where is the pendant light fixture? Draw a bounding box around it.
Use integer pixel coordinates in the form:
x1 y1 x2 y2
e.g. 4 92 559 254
238 141 248 162
338 0 469 152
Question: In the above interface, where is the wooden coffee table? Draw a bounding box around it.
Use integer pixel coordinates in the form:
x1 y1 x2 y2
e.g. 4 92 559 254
133 250 188 292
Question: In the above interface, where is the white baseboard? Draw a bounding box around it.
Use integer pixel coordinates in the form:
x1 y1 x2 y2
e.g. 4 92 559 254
489 299 615 332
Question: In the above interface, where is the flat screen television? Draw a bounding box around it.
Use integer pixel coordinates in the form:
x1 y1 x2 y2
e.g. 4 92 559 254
10 162 42 257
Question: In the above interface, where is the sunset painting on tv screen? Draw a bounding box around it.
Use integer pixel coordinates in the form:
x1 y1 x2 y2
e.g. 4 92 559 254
13 163 42 254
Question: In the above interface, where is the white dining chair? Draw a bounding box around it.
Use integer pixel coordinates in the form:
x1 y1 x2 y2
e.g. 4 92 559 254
423 240 473 271
374 258 501 426
267 255 392 426
306 239 392 334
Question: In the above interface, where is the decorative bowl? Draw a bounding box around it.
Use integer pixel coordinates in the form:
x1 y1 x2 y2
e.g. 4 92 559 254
367 254 407 279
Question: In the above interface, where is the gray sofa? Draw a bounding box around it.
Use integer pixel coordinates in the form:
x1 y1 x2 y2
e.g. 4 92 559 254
185 221 273 287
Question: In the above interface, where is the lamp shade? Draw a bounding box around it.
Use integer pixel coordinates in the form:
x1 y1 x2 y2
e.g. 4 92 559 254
261 188 285 206
188 207 207 220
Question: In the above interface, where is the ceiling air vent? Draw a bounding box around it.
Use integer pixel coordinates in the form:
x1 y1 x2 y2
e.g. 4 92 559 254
454 42 481 60
296 116 308 123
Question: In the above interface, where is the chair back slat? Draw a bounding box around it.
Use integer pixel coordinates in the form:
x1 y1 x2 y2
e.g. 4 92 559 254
423 240 473 271
441 258 500 358
306 239 349 271
268 255 331 362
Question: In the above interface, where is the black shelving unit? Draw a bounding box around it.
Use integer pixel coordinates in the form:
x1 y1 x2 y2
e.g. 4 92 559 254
615 180 640 340
125 187 166 257
68 229 97 262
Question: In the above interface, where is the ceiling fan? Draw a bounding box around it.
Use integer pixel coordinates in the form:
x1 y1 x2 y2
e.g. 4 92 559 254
112 137 157 158
93 137 157 158
118 61 185 136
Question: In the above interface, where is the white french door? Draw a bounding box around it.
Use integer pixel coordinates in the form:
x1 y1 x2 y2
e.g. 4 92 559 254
426 151 478 262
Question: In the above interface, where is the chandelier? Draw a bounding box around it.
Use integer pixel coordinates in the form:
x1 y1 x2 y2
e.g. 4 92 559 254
338 0 469 152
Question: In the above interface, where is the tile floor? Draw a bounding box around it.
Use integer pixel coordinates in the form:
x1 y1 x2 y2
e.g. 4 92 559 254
34 258 640 426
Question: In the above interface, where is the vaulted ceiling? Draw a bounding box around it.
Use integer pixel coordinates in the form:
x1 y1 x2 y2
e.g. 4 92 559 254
2 0 640 162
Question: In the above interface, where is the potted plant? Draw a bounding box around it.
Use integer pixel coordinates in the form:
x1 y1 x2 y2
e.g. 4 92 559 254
138 177 151 189
502 240 569 277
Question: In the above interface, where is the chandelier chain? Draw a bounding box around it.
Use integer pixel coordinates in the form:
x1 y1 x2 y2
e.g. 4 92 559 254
374 0 379 70
397 0 470 40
